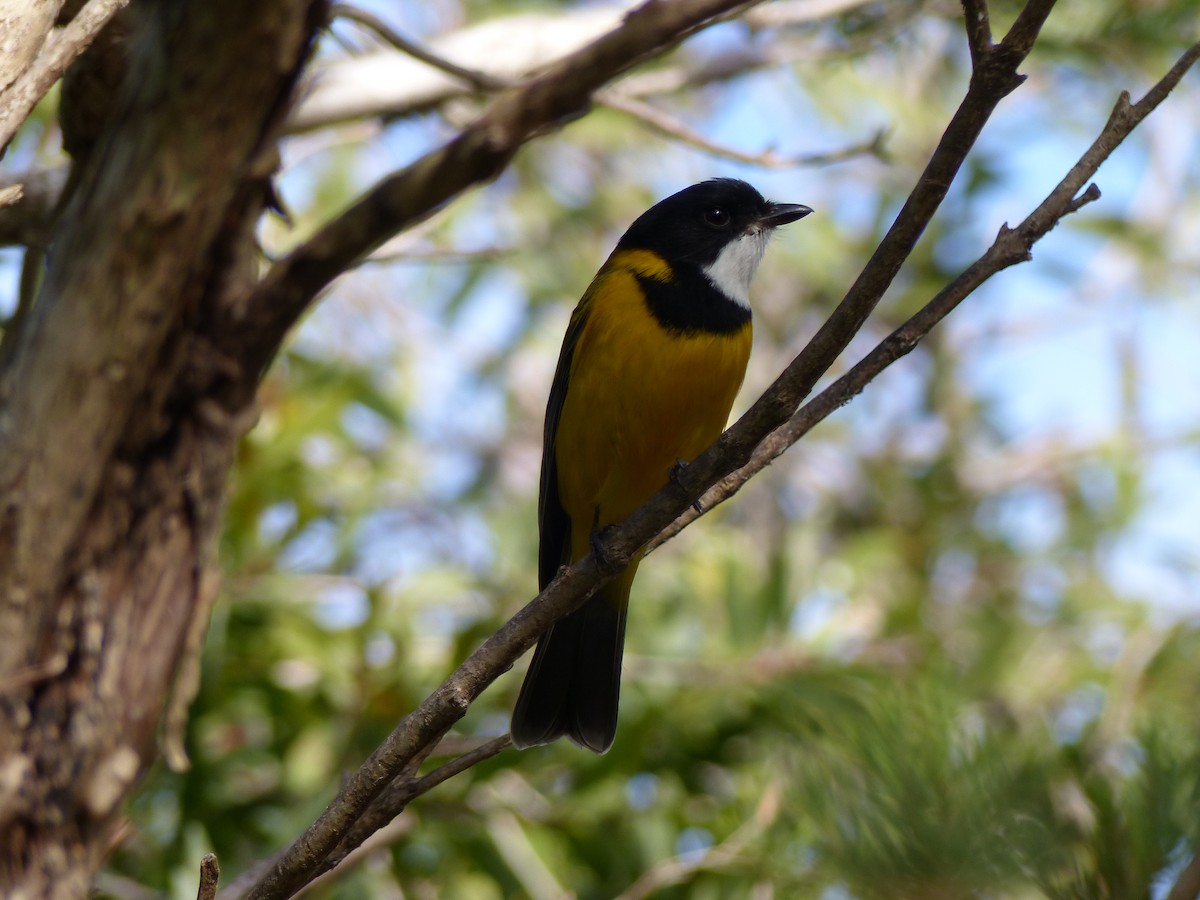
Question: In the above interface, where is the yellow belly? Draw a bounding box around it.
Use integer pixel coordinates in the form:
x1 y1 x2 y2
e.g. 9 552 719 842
554 252 752 561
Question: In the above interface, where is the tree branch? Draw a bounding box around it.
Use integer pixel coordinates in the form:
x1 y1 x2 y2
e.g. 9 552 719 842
1167 847 1200 900
0 165 68 247
233 5 1065 898
651 39 1200 547
0 0 130 153
598 91 888 168
960 0 992 65
315 735 514 881
330 4 512 92
236 0 766 379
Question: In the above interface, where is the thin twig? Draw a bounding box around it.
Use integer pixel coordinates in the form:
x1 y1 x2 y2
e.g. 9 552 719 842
293 818 413 899
330 4 512 91
617 782 781 900
961 0 992 64
233 7 1053 899
0 0 131 153
219 736 516 897
416 734 512 793
362 245 514 265
599 91 887 167
236 12 1200 900
0 164 69 247
311 735 513 884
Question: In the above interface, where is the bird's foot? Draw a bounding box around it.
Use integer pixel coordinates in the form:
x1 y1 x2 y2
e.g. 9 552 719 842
669 459 704 514
589 523 622 575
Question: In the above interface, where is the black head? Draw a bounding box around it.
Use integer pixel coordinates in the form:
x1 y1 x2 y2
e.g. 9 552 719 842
616 178 812 270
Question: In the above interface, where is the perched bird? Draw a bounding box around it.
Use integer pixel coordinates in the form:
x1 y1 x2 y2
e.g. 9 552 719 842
511 179 812 753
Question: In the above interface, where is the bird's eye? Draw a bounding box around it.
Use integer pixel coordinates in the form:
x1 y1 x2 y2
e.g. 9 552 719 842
704 207 731 228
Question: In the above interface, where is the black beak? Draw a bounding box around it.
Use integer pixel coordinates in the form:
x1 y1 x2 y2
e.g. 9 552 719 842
759 202 813 228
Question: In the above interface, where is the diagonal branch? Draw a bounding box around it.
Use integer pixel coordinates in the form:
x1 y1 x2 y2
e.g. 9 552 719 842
233 4 1064 898
648 38 1200 548
0 0 130 153
598 91 889 167
1167 846 1200 900
330 4 512 91
234 16 1200 900
235 0 766 379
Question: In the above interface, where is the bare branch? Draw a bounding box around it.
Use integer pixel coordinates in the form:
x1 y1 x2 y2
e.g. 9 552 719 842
321 733 514 876
417 734 512 794
650 40 1200 549
1167 847 1200 900
234 735 513 897
292 818 413 899
330 4 512 92
237 0 766 378
0 0 130 153
231 15 1200 900
598 92 888 168
288 3 631 132
289 1 902 134
232 6 1062 898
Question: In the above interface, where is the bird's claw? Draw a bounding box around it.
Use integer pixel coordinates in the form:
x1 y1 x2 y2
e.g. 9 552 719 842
668 459 704 514
589 523 621 574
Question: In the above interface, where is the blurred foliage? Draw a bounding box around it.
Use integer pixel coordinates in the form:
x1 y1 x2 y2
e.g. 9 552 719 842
32 0 1193 897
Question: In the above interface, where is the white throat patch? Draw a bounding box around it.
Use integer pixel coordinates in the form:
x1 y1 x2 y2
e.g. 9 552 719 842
702 230 768 309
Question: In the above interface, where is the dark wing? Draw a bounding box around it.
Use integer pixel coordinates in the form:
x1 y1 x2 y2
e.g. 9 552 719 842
537 283 595 590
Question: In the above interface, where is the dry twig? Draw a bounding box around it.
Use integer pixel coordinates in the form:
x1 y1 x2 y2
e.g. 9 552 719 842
197 854 220 900
226 5 1200 900
0 0 130 152
330 4 511 91
599 91 887 167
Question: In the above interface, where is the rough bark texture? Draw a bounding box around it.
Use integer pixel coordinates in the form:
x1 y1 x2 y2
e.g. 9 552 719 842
0 1 325 895
0 0 64 93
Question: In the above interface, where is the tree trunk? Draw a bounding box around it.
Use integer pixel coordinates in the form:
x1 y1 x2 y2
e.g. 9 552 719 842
0 2 324 894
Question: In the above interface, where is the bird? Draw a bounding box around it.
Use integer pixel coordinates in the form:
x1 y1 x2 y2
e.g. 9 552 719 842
510 178 812 753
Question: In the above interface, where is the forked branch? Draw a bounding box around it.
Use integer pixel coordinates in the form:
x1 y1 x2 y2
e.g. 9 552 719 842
233 9 1200 900
652 38 1200 547
234 3 1066 898
237 0 765 378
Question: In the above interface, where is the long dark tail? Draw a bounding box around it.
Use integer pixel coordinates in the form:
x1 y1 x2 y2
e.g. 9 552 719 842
510 578 631 754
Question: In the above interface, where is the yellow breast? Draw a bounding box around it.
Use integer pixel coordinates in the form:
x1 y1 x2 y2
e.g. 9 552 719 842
554 250 752 559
